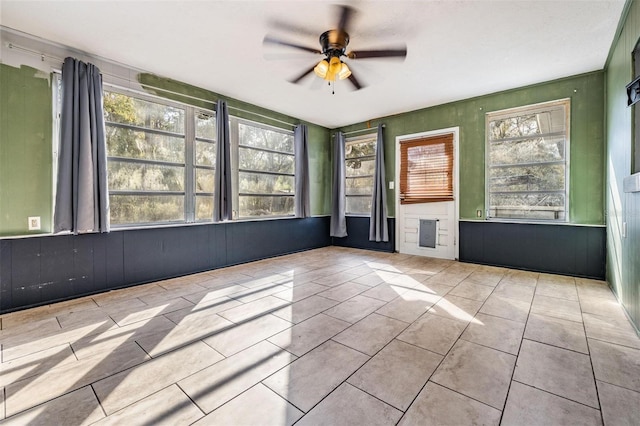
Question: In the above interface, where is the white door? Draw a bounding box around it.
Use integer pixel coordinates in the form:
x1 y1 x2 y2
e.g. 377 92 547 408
395 128 459 260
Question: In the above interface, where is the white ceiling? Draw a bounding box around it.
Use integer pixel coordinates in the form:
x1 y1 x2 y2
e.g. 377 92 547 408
0 0 626 128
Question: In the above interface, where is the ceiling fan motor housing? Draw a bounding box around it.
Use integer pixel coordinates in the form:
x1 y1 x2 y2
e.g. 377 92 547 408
320 30 349 58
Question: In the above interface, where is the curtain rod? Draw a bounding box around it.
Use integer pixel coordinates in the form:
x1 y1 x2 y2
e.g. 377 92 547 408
334 124 385 137
8 41 296 128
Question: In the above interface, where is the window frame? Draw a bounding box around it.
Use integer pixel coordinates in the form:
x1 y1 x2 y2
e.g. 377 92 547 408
344 132 377 216
485 98 571 223
103 86 216 227
230 116 296 220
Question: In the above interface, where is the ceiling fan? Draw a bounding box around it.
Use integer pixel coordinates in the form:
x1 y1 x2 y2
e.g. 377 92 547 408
263 4 407 92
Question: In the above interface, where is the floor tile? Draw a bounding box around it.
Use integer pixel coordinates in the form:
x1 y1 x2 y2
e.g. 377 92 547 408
164 296 242 324
524 313 588 353
71 316 176 359
179 341 296 414
136 312 233 357
203 314 292 357
479 295 530 323
530 294 582 323
296 383 402 426
323 295 386 323
582 312 640 350
397 312 468 355
348 339 442 411
465 270 505 287
271 295 338 324
492 281 535 303
0 386 104 425
501 271 538 287
92 385 203 425
55 307 114 329
431 339 516 409
589 338 640 392
316 282 370 302
597 380 640 426
513 339 599 408
5 342 150 416
374 289 440 323
1 299 97 330
0 317 61 342
0 343 77 387
268 313 350 356
502 381 602 426
272 282 329 303
333 313 407 356
535 280 578 301
312 271 360 287
361 283 410 302
217 296 290 323
427 295 483 323
263 340 369 412
109 297 194 327
228 282 292 304
193 384 302 426
461 312 525 355
350 272 385 287
93 341 222 415
448 281 494 301
400 381 501 426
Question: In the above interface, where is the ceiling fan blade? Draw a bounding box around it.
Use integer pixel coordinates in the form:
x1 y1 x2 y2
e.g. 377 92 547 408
289 64 318 84
347 47 407 60
263 36 322 54
336 5 355 34
347 72 364 90
267 18 319 38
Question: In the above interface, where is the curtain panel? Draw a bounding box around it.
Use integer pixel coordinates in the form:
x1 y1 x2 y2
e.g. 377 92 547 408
330 132 347 237
294 124 310 218
369 124 389 242
54 57 109 234
214 100 232 222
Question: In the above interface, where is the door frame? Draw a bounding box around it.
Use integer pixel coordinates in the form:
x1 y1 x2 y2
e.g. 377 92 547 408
395 127 460 259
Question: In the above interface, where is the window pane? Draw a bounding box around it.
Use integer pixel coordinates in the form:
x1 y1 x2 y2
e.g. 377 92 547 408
489 193 566 220
346 158 375 177
196 168 215 193
489 136 565 165
239 123 294 153
195 195 213 221
239 196 294 217
346 196 372 215
108 161 185 191
489 114 540 140
239 148 294 174
345 139 376 159
104 91 184 133
110 195 184 224
195 140 216 166
489 165 565 193
346 176 374 195
239 172 294 194
106 126 185 163
196 112 216 139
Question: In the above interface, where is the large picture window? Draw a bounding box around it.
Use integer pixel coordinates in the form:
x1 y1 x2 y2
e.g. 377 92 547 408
345 133 376 214
486 99 570 221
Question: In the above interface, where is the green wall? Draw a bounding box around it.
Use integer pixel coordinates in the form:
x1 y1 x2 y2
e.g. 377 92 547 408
605 0 640 330
340 72 606 223
0 64 53 236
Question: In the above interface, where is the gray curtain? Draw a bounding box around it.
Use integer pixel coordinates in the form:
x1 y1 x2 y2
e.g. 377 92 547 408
214 100 232 221
294 124 310 217
369 124 389 242
54 57 109 234
330 132 347 237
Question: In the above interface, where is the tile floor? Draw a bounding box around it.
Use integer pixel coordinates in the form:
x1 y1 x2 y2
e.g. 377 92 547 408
1 247 639 425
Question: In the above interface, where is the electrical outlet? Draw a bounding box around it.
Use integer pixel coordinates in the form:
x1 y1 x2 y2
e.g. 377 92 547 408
389 181 395 190
28 216 41 231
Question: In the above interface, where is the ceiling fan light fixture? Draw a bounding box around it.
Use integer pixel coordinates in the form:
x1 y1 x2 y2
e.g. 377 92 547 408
313 59 329 79
338 62 351 80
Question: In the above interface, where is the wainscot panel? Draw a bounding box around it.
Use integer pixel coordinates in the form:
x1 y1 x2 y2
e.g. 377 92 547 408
0 217 331 313
332 216 396 253
459 220 606 280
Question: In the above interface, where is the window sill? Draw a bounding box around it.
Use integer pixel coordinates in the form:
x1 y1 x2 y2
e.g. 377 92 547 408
461 218 605 227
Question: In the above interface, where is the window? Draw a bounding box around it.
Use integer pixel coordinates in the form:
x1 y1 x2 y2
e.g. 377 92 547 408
399 134 454 204
103 89 215 225
486 99 570 221
232 118 295 218
345 133 376 215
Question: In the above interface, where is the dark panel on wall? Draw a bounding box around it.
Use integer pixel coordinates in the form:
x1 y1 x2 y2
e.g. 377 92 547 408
332 217 396 253
0 216 331 313
459 221 606 279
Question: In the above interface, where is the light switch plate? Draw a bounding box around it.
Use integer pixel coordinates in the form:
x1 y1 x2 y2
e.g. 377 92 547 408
389 181 394 189
28 216 41 230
